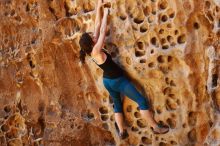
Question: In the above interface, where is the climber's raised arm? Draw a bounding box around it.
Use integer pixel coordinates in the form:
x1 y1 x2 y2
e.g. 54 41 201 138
92 8 108 55
93 0 103 43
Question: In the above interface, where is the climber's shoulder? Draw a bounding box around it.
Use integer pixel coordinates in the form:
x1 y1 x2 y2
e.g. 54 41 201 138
91 50 107 65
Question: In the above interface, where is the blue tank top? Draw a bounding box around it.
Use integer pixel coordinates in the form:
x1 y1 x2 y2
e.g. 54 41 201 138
92 50 124 79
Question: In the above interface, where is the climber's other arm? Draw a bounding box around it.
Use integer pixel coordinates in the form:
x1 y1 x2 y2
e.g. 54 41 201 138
92 8 108 55
93 0 103 43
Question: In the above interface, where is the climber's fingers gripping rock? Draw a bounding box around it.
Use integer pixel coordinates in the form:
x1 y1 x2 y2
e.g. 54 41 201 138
102 2 111 8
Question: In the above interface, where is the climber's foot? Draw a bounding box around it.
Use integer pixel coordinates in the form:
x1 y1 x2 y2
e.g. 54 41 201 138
151 124 169 134
118 129 129 140
115 123 129 139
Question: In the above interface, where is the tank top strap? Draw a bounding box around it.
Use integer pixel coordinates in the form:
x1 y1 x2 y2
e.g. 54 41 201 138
90 48 109 65
102 48 110 54
91 57 99 65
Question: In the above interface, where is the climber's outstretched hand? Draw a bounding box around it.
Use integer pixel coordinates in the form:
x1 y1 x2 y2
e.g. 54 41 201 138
98 0 103 8
92 7 109 56
102 2 111 8
94 0 104 43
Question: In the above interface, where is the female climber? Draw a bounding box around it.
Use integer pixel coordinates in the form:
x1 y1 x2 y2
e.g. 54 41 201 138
78 0 169 139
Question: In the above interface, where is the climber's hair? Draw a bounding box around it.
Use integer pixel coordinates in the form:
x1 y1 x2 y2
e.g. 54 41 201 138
79 32 94 64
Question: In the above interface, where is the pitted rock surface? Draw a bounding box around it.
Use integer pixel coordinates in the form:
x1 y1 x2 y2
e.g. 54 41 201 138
0 0 220 146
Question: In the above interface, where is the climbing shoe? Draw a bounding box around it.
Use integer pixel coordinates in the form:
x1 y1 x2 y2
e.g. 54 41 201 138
118 129 129 140
151 124 169 134
115 122 129 139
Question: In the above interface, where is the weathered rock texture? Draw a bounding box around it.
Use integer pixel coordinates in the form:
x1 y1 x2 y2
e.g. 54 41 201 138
0 0 220 146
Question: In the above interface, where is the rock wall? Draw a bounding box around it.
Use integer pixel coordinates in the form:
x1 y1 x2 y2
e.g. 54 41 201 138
0 0 220 146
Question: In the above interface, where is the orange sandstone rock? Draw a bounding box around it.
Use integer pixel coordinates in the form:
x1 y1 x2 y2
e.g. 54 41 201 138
0 0 219 145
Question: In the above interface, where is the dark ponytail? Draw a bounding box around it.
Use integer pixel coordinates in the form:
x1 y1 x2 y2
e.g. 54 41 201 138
79 32 94 64
80 49 86 63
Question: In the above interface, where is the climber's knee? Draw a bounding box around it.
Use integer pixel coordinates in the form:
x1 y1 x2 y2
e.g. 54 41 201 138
113 104 123 113
137 96 150 110
111 94 123 113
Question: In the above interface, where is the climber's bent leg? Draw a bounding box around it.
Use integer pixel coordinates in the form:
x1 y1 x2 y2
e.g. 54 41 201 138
116 76 150 111
107 76 169 134
103 78 123 113
115 77 158 127
103 78 125 133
